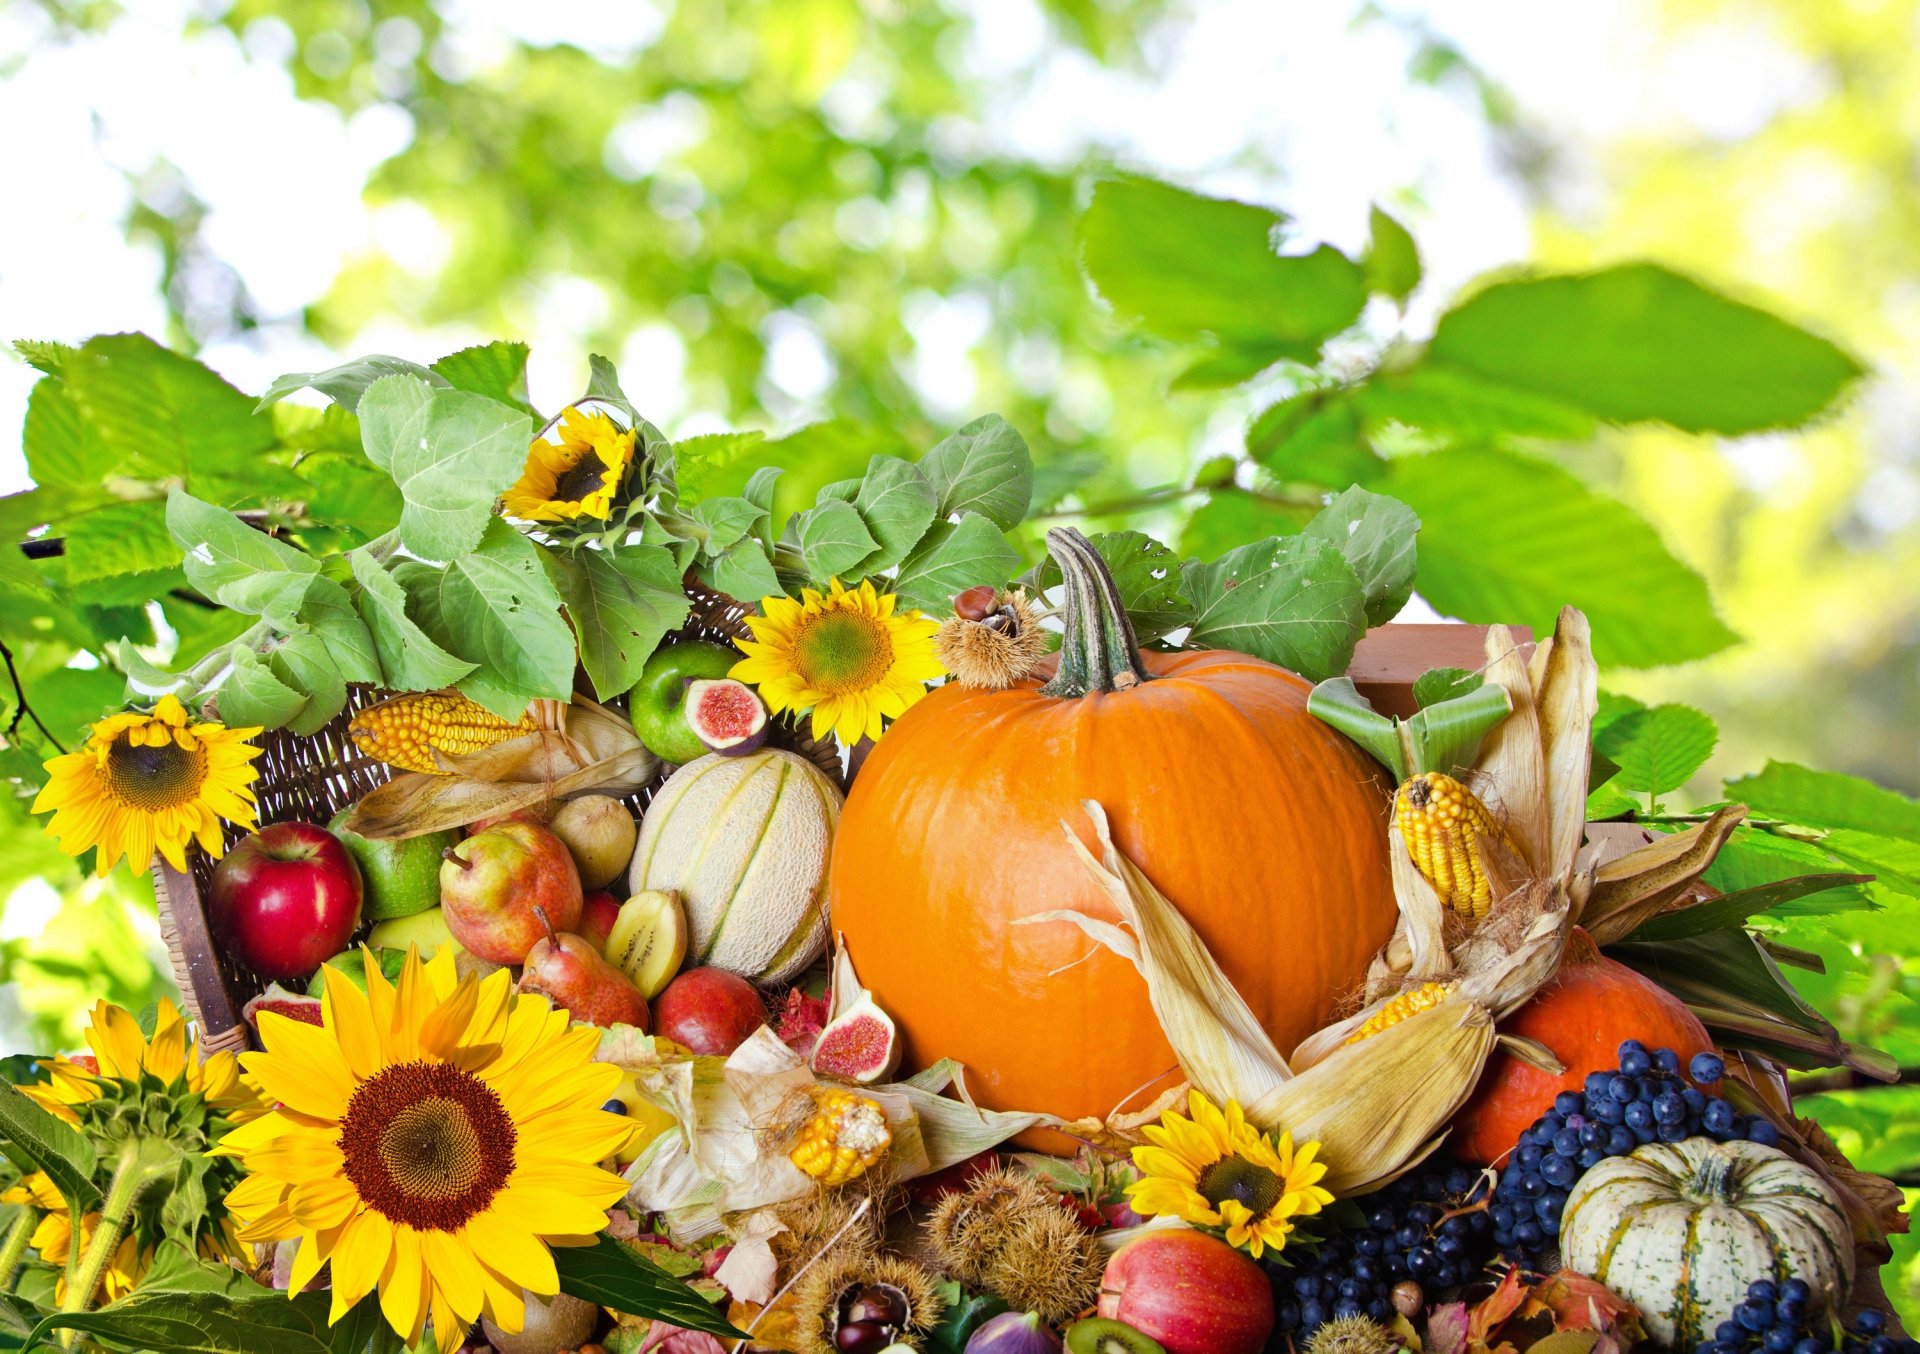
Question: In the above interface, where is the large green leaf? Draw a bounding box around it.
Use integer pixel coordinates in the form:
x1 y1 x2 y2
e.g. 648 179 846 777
357 375 537 562
552 1235 745 1337
892 512 1021 614
346 549 476 692
1179 489 1318 560
850 455 939 575
1385 446 1739 667
215 645 310 730
257 354 446 413
59 500 179 583
294 585 382 686
1298 485 1419 626
1032 530 1194 643
0 1081 98 1215
1181 535 1367 681
582 353 640 424
1592 702 1718 798
1724 761 1920 841
396 519 575 718
1426 264 1863 433
1792 1086 1920 1179
63 334 274 485
1352 364 1596 442
20 378 102 490
1080 176 1367 365
701 537 782 603
1245 390 1385 488
431 341 533 414
919 414 1033 529
1624 874 1874 942
166 490 321 629
547 544 692 699
1362 204 1422 301
264 632 349 736
791 499 880 581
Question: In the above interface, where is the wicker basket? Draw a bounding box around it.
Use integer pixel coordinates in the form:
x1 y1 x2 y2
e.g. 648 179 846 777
152 581 846 1056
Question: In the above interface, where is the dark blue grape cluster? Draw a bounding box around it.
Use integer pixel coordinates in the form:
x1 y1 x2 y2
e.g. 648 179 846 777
1270 1165 1496 1342
1698 1278 1917 1354
1490 1043 1781 1263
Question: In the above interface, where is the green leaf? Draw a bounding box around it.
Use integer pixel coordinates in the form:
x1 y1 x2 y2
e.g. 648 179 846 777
1625 874 1875 943
1723 761 1920 841
294 585 381 686
1182 535 1367 681
215 645 310 730
1353 363 1596 442
62 336 275 488
430 341 533 413
686 496 765 555
1179 489 1318 560
20 378 101 490
702 537 782 603
358 375 538 562
547 545 692 699
892 512 1021 614
1703 830 1876 914
0 1081 98 1214
582 353 640 424
919 414 1033 529
1246 390 1386 488
395 519 576 718
1413 667 1479 709
346 549 476 692
1031 530 1193 642
292 448 404 545
166 490 321 629
792 499 880 581
13 339 77 377
1593 703 1717 797
1363 204 1422 301
1307 675 1511 782
742 466 783 514
1427 263 1863 433
850 455 939 575
24 1288 341 1354
1791 1086 1920 1179
1080 176 1367 364
927 1281 1011 1354
257 354 446 413
673 431 769 503
59 501 179 583
551 1235 745 1337
264 632 348 736
137 1241 273 1299
1298 486 1419 627
1385 446 1739 668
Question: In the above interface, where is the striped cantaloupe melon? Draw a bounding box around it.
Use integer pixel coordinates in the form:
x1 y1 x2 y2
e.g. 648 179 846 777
628 748 840 984
1559 1137 1852 1349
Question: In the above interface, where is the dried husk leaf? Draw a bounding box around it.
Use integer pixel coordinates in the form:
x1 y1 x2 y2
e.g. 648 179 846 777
1021 802 1295 1118
1052 1081 1191 1153
343 697 657 838
1387 823 1453 984
1531 609 1599 887
1474 625 1548 868
1579 805 1748 944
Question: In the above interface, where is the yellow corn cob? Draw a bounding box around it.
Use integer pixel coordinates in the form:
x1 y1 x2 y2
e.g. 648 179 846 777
1395 772 1513 919
1344 981 1452 1044
788 1088 892 1187
347 691 538 775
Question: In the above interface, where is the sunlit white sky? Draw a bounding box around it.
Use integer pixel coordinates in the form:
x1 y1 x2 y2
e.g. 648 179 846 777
0 0 1823 483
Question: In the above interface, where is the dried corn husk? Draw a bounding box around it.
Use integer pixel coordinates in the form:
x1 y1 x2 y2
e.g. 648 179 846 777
341 696 658 838
1576 805 1747 943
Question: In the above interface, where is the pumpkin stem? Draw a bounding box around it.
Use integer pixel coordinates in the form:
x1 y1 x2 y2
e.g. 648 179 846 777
1038 527 1152 697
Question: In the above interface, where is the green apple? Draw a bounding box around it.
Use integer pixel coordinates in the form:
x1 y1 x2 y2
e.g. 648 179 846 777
327 809 456 922
306 946 409 996
627 639 739 763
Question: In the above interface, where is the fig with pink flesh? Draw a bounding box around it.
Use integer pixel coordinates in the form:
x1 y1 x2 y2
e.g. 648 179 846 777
243 983 323 1030
810 940 901 1084
686 678 769 755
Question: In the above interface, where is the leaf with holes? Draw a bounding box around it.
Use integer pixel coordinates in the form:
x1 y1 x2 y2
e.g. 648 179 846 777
1298 485 1419 626
547 545 691 699
1032 530 1193 642
1182 535 1367 681
357 375 537 562
919 414 1033 529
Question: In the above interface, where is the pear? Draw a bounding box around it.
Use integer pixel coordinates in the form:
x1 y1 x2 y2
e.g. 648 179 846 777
519 906 651 1029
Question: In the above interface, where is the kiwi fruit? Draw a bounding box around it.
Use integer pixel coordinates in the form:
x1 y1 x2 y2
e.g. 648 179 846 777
1063 1318 1168 1354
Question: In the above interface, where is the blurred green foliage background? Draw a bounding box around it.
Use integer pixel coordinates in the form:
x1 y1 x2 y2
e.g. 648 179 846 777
0 0 1915 1317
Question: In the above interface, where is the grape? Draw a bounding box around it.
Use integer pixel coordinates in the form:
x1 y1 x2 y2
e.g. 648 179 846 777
1620 1047 1653 1077
1654 1047 1682 1073
1749 1120 1782 1148
1691 1051 1726 1083
1698 1277 1918 1354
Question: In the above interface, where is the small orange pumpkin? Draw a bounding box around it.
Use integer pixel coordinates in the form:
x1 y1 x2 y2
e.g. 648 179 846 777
1450 930 1714 1164
828 528 1399 1148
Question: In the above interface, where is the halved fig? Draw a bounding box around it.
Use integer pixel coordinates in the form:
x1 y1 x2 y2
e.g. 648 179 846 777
686 678 769 756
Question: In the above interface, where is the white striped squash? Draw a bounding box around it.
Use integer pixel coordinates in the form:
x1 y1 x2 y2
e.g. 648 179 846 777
629 748 841 984
1559 1137 1852 1349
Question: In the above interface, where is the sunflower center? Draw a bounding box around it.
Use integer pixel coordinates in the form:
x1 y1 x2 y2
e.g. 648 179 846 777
103 735 207 812
338 1061 515 1231
552 452 611 504
1198 1156 1285 1217
792 610 894 694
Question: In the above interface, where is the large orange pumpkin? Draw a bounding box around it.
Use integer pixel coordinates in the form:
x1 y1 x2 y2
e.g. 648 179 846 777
829 528 1399 1149
1450 930 1714 1164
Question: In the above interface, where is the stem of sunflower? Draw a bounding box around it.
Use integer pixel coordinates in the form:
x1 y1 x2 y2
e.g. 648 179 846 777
0 1207 36 1293
58 1138 174 1339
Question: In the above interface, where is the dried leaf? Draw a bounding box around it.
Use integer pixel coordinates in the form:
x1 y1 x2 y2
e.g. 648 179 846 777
1428 1303 1471 1354
1388 823 1454 982
1475 626 1547 867
1580 805 1747 945
1531 608 1598 888
1470 1269 1531 1346
1532 1269 1644 1343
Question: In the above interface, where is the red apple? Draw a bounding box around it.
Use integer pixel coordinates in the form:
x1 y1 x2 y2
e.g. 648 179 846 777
209 822 364 981
653 967 766 1056
578 890 620 952
441 822 582 965
1097 1230 1274 1354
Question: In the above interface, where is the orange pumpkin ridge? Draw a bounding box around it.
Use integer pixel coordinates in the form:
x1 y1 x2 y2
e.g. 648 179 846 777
1449 928 1715 1166
828 527 1400 1151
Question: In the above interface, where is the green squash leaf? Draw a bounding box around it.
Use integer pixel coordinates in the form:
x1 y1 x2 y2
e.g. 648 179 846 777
345 549 477 692
547 544 692 699
166 489 321 629
686 496 766 556
792 498 880 582
892 512 1021 615
919 414 1033 529
1181 535 1367 681
264 632 348 736
215 644 310 731
850 455 939 575
257 354 446 413
357 374 536 562
702 537 782 604
1299 485 1420 627
1031 530 1193 642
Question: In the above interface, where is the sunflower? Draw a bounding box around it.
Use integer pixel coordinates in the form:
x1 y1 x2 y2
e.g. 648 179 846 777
23 996 269 1129
33 694 263 877
1126 1090 1333 1259
730 578 945 744
0 1171 151 1304
218 947 633 1354
501 405 636 522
